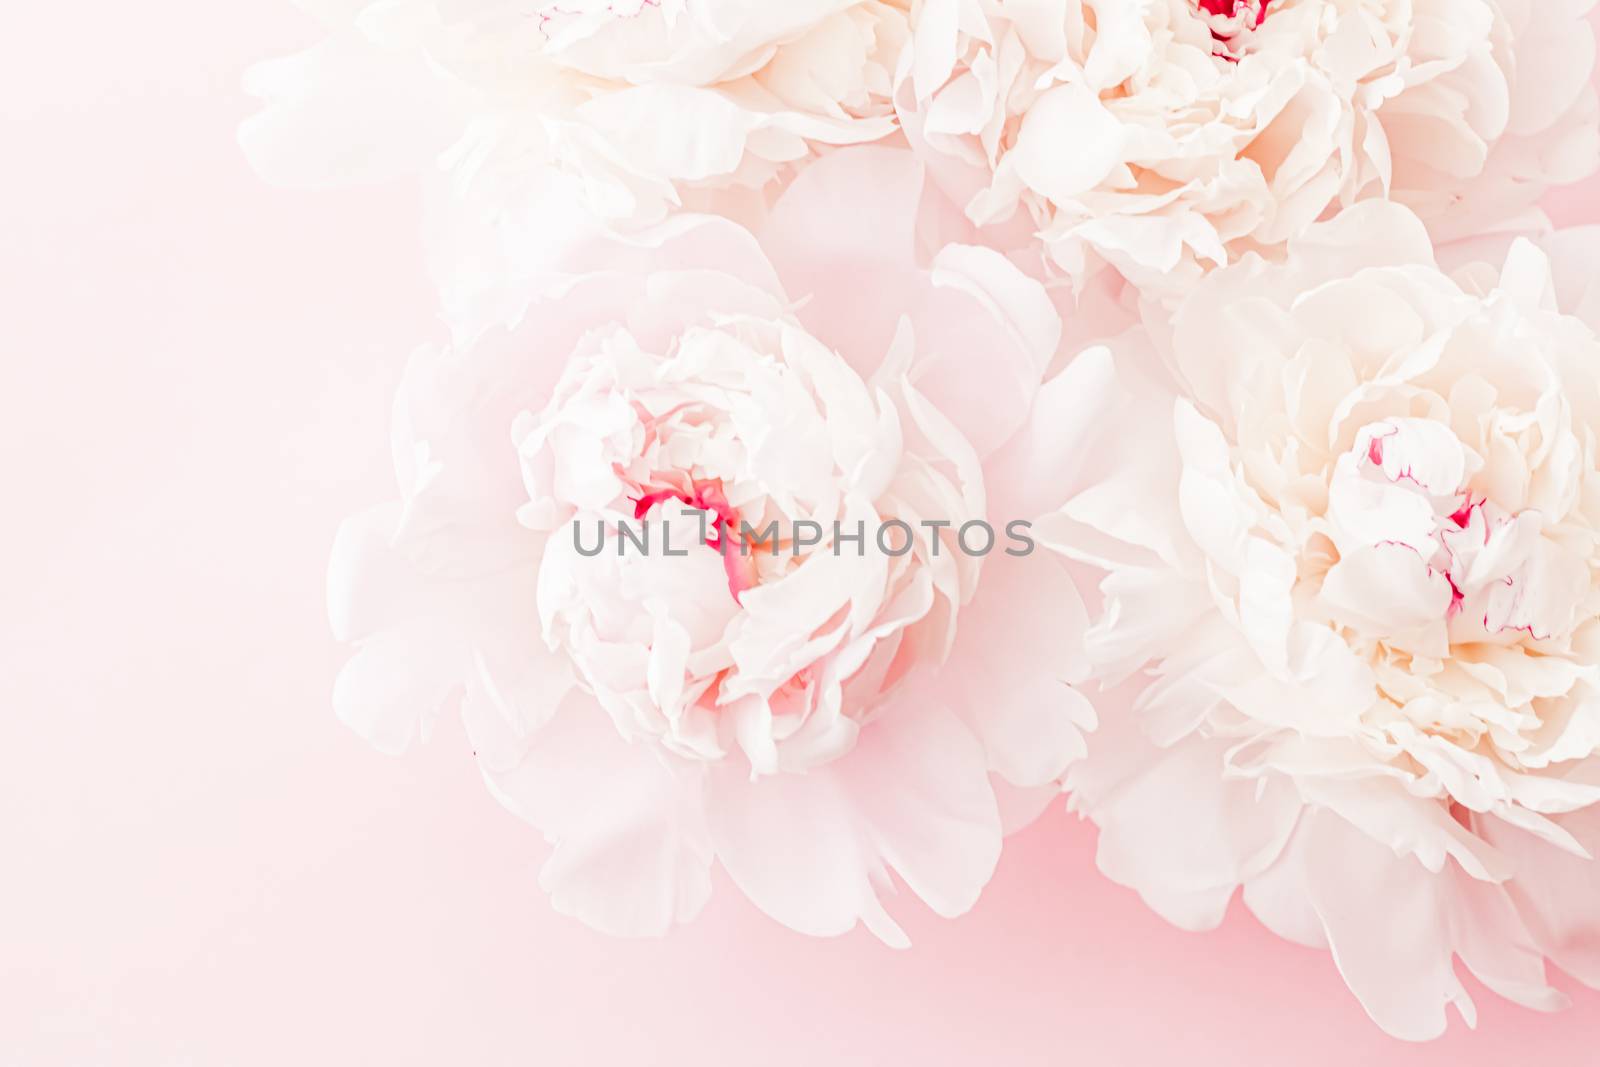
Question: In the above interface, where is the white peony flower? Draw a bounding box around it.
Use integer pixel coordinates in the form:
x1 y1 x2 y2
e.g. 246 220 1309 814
1045 201 1600 1039
241 0 910 331
897 0 1600 301
330 147 1094 941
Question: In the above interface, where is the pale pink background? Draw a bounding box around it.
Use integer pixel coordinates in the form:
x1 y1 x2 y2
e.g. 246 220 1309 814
6 4 1600 1063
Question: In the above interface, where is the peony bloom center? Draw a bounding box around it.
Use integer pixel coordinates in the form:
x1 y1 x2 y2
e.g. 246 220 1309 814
631 478 759 604
1196 0 1274 58
1321 419 1588 659
518 316 982 769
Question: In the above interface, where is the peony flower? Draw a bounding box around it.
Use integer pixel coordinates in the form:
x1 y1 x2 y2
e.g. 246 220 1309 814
240 0 910 331
329 147 1094 941
897 0 1600 301
1041 200 1600 1038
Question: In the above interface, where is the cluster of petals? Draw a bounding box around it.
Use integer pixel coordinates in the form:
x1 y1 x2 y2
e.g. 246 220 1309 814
242 0 912 326
328 147 1094 942
248 0 1600 1038
1046 201 1600 1038
898 0 1600 298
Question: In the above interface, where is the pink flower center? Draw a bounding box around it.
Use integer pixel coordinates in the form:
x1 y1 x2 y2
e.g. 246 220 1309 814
1197 0 1273 59
1197 0 1270 24
632 480 758 604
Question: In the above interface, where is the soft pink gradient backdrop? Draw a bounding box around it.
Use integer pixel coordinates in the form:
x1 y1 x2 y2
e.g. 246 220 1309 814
6 5 1600 1063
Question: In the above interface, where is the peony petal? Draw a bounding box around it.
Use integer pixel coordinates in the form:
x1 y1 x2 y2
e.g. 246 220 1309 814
332 618 464 757
485 691 714 938
762 145 929 378
1087 735 1300 932
944 550 1095 787
707 691 1001 945
1481 806 1600 987
240 33 470 187
1302 809 1475 1041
